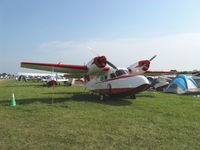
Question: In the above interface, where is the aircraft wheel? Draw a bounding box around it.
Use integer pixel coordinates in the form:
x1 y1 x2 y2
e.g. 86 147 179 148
99 94 105 101
130 94 136 99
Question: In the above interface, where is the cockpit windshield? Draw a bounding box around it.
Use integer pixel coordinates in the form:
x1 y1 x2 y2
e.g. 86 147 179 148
115 70 128 77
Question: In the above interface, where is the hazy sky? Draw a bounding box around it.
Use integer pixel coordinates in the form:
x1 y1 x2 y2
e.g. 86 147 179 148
1 0 200 73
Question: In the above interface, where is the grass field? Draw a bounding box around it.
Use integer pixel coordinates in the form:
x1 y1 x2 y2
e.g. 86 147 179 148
1 80 200 150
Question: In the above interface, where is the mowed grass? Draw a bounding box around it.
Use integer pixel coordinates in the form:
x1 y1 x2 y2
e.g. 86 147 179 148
1 80 200 150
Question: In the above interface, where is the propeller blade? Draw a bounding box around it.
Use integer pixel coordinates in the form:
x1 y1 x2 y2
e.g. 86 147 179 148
106 61 118 70
149 55 157 61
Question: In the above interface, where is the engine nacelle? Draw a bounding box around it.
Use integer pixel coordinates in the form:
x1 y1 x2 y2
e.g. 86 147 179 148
86 56 107 74
128 60 150 75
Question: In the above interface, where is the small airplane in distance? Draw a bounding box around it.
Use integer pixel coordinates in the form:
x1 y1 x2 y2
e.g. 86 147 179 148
43 73 69 87
16 72 68 87
21 55 175 100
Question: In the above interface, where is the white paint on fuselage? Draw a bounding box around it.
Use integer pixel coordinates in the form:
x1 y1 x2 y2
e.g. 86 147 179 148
85 68 149 91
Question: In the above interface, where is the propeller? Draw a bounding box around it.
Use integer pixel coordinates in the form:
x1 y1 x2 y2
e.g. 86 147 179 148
149 55 157 61
87 47 118 70
106 60 118 70
139 55 157 71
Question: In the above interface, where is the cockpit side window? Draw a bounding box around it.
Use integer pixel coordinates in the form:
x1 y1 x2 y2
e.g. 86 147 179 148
100 75 108 81
115 70 128 77
104 76 107 80
110 73 116 79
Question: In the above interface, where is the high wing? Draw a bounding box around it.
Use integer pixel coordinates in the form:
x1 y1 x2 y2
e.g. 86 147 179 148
21 62 88 77
145 70 178 76
21 62 110 77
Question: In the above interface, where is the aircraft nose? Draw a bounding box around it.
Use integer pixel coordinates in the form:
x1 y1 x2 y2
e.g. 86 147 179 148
130 75 149 85
127 75 150 92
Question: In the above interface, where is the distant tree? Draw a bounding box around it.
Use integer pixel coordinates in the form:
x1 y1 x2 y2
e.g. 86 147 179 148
170 70 177 72
2 73 7 76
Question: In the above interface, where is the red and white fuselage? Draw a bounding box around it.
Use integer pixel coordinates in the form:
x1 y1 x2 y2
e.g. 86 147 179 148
21 55 174 98
85 68 150 95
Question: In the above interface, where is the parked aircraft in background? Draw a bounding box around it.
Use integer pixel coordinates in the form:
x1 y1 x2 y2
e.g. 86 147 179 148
21 55 174 100
192 71 200 77
43 73 69 87
191 71 200 88
16 72 68 86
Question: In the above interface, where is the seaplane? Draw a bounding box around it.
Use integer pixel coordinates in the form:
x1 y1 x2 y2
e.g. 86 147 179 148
21 55 174 100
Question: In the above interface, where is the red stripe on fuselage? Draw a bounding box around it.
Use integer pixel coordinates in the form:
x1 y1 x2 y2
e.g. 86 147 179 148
92 84 149 94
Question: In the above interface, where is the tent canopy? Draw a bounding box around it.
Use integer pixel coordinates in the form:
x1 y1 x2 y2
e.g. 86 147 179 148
164 75 198 94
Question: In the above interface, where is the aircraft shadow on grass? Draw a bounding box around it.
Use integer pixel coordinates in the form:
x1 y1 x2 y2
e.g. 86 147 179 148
0 92 134 106
5 84 47 88
136 94 155 98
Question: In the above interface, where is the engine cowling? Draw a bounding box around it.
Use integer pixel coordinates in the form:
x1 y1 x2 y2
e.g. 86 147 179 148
86 56 107 74
128 60 150 75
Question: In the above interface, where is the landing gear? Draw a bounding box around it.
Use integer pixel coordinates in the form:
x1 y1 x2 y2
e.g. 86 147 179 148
99 94 105 101
130 94 136 99
107 84 112 94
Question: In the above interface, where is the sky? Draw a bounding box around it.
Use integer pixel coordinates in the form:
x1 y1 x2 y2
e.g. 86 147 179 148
1 0 200 73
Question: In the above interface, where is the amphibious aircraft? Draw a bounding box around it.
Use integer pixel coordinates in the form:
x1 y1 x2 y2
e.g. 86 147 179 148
21 55 174 100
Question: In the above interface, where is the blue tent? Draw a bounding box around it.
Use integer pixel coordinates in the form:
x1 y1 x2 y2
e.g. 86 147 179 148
164 75 198 94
